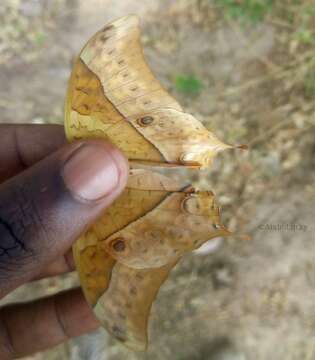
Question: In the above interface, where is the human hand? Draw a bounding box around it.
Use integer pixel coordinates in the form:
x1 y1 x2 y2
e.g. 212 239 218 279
0 124 129 359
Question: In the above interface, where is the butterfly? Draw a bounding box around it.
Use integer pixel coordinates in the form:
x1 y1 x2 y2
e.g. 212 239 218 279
65 15 236 351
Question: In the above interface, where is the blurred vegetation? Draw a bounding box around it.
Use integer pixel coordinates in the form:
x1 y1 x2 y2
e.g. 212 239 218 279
293 3 315 43
214 0 273 24
304 65 315 98
212 0 315 99
0 0 61 64
173 74 203 96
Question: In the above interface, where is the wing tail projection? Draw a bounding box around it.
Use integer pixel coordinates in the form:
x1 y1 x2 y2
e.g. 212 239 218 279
94 260 178 351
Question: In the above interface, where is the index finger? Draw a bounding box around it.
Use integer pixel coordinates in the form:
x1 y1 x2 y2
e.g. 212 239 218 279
0 124 66 183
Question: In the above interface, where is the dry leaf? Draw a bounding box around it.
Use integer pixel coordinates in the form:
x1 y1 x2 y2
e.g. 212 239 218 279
65 15 233 351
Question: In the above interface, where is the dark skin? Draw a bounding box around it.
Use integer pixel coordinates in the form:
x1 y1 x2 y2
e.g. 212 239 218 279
0 124 129 359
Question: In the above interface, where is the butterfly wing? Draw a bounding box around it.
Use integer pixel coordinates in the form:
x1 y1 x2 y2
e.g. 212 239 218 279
72 170 229 349
72 170 177 306
80 15 182 116
65 58 164 162
73 235 115 307
66 15 233 351
104 183 229 269
94 260 178 351
66 15 232 168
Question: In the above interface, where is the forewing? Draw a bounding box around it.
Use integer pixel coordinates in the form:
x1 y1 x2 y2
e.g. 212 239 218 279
77 15 232 168
65 58 164 162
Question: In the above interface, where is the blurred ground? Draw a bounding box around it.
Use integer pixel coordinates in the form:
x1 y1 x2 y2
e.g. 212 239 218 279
0 0 315 359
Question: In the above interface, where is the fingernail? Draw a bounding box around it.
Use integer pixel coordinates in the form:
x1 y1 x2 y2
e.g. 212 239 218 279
63 144 120 201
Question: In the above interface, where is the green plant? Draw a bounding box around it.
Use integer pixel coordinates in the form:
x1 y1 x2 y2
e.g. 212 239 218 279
215 0 273 24
304 66 315 98
293 4 315 45
31 30 48 46
174 74 203 96
295 29 313 44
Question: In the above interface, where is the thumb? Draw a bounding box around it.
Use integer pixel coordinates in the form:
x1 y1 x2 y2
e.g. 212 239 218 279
0 140 128 297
